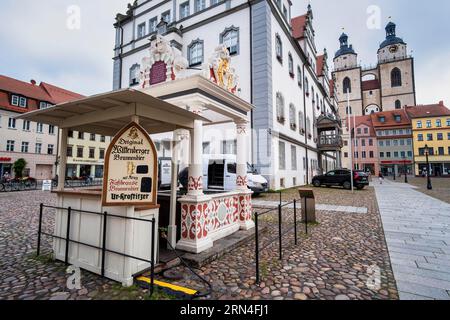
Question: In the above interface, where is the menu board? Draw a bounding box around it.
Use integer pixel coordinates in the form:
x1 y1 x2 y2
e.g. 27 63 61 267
102 122 157 207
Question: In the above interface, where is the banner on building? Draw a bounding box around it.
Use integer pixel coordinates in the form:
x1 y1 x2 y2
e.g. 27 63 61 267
102 122 158 207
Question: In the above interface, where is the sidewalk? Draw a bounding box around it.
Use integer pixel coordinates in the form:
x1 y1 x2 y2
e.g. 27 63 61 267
374 179 450 300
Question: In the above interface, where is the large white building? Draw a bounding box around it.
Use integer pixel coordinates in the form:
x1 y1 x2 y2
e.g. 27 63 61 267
112 0 342 189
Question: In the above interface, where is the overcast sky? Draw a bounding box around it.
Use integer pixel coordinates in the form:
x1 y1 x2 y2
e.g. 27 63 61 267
0 0 449 106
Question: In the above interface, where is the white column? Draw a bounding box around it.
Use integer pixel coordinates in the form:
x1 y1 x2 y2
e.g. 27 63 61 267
58 128 68 191
187 118 204 197
236 121 249 191
168 130 181 249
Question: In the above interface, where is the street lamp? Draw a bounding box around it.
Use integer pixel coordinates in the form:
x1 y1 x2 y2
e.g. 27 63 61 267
402 155 408 184
425 144 432 190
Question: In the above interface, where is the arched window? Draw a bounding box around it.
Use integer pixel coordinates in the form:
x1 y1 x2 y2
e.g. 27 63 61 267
129 64 140 86
395 100 401 109
298 111 305 134
220 26 239 55
311 87 315 105
275 34 282 62
343 77 351 94
391 68 402 87
306 116 311 139
316 94 319 110
276 92 285 123
288 53 294 76
289 104 296 130
188 39 204 67
305 77 309 95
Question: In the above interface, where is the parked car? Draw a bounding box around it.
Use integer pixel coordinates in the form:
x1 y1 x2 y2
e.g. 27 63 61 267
312 169 369 190
179 155 269 195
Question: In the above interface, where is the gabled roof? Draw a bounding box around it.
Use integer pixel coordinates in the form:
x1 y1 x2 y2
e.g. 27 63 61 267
361 79 380 91
405 102 450 118
316 55 325 76
348 115 376 136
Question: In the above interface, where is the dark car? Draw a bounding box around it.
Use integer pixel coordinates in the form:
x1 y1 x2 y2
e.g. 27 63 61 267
312 169 369 190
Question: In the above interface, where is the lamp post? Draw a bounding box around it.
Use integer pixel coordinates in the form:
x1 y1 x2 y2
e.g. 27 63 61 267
425 144 432 190
403 155 408 184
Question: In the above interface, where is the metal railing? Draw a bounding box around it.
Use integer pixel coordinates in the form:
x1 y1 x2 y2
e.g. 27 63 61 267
318 134 344 148
254 194 310 284
36 203 156 296
0 178 103 193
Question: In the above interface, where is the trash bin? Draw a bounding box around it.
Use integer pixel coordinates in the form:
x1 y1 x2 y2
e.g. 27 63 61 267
298 188 316 223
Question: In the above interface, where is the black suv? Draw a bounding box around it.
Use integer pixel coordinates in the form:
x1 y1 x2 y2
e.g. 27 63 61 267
312 169 369 190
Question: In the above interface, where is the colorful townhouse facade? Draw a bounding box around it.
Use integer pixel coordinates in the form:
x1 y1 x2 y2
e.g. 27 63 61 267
349 115 379 175
406 102 450 176
0 75 83 179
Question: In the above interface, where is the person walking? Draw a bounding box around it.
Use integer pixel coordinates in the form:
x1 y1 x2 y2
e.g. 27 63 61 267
378 172 384 185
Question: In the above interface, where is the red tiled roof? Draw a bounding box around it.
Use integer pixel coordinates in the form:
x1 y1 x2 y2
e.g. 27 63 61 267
0 74 84 113
361 79 380 91
405 102 450 118
316 55 325 76
291 15 308 40
370 109 411 128
347 115 376 136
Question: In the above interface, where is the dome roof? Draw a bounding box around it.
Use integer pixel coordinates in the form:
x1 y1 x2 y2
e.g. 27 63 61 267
335 32 356 58
379 21 406 49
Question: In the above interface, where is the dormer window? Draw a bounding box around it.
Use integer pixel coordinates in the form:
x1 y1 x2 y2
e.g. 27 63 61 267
19 97 27 107
379 116 386 123
394 115 401 122
11 95 19 106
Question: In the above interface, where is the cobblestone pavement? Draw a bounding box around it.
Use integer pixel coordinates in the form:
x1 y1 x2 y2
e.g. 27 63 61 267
374 180 450 300
157 186 399 300
0 188 398 300
0 191 155 300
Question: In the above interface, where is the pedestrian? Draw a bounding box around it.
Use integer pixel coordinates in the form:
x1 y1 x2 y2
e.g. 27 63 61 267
378 172 384 184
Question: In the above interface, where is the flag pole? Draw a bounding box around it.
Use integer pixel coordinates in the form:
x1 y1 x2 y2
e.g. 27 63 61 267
347 89 354 193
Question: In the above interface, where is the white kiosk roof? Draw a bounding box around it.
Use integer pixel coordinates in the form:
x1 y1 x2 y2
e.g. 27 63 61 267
16 88 211 136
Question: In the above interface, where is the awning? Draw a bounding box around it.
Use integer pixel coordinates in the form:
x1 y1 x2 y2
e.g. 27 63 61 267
16 88 211 136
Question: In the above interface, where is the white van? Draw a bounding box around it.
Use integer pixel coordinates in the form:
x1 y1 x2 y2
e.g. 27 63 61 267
201 154 268 195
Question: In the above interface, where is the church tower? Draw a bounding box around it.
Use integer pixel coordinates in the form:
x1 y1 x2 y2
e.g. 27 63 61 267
377 21 416 110
332 33 363 119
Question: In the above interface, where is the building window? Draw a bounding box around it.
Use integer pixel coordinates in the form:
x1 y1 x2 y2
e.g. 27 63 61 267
291 145 297 171
394 115 401 122
8 118 16 129
394 152 399 158
99 148 105 160
188 39 204 67
37 123 43 133
343 77 351 94
346 106 352 115
35 143 42 154
137 23 146 38
438 147 445 156
289 104 296 130
299 111 305 134
202 142 210 155
90 133 96 141
306 117 311 139
275 34 282 62
68 130 74 138
386 152 391 158
447 119 450 126
436 119 442 128
220 26 239 55
23 120 30 131
89 148 95 159
344 152 348 158
49 125 55 135
427 133 433 141
379 116 386 123
78 132 84 140
48 144 54 155
305 77 309 96
161 10 171 23
11 95 19 106
448 132 450 140
380 152 384 158
279 141 286 170
77 147 84 158
362 151 367 159
369 151 374 158
180 1 190 19
100 135 106 143
395 100 401 110
129 64 140 86
276 92 285 124
391 67 402 87
149 17 157 33
211 0 219 5
297 66 302 88
195 0 206 12
6 140 15 152
21 142 29 153
19 97 27 108
426 120 432 128
67 146 73 157
222 140 237 155
416 121 422 128
288 53 294 77
437 133 444 141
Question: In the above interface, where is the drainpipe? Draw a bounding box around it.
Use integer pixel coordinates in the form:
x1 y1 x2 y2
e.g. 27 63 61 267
303 63 309 185
248 0 254 165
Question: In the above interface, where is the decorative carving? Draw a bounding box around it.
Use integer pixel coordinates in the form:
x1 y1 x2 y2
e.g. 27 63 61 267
205 45 239 94
188 176 203 191
236 175 248 187
236 122 248 135
140 35 188 88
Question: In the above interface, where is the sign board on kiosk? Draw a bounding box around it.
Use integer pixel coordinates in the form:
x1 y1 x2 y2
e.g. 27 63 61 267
102 122 158 207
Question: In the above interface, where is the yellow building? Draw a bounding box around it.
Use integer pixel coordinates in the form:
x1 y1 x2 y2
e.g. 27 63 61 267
62 130 111 178
406 102 450 176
